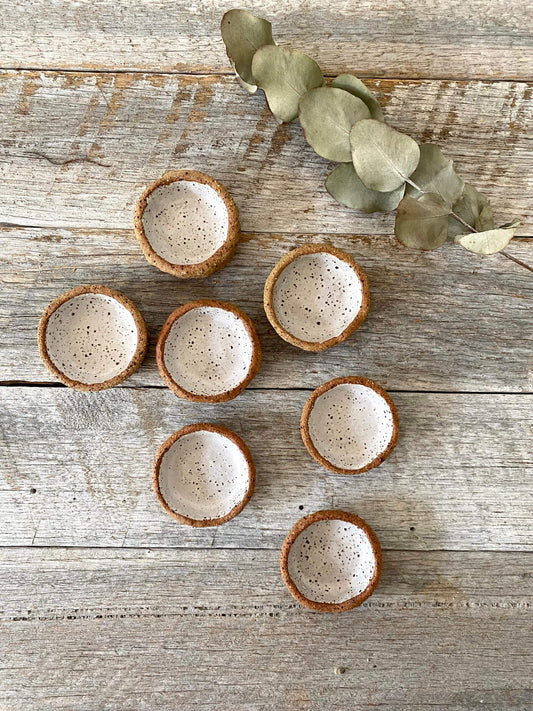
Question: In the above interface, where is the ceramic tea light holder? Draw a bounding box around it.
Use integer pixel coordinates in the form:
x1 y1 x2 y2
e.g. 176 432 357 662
153 423 255 527
301 376 399 475
156 299 261 403
38 285 148 391
264 243 370 351
280 510 382 612
134 169 240 278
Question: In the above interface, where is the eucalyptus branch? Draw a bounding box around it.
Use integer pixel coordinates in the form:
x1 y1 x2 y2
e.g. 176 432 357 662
407 178 531 271
221 9 530 272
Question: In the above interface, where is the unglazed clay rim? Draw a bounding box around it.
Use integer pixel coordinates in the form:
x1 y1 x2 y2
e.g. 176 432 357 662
37 284 149 392
133 170 241 279
300 376 399 475
263 243 370 352
153 423 256 527
156 299 262 403
280 510 382 612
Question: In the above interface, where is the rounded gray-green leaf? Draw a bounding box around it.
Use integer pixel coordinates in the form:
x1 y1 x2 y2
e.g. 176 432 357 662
350 120 420 192
331 75 384 121
456 225 518 255
326 163 405 213
407 143 464 205
251 45 324 123
221 10 274 89
395 193 450 250
448 183 495 238
299 87 370 162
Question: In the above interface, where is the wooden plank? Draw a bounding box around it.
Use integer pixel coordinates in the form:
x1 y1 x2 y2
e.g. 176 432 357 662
0 548 531 710
0 387 530 550
2 227 531 392
0 71 531 234
2 0 532 80
2 548 531 618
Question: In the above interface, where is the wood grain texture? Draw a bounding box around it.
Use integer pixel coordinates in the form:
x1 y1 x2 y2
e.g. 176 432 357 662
0 71 531 234
1 2 532 707
1 0 532 80
2 228 531 392
0 548 531 711
1 387 531 550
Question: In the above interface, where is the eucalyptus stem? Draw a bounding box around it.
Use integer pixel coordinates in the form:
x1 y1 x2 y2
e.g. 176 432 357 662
449 211 476 233
500 251 533 273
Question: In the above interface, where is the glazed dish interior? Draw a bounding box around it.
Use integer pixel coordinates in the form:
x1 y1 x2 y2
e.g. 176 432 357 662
45 293 138 385
272 252 363 343
142 180 229 265
163 306 254 396
158 430 251 521
308 383 395 470
287 519 376 604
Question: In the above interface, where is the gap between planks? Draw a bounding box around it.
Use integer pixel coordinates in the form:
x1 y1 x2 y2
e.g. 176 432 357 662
1 382 533 396
1 66 532 83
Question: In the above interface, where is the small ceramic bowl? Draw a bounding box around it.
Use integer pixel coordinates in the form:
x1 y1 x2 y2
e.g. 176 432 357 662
38 285 148 391
156 299 261 403
134 169 240 278
280 510 382 612
153 423 255 527
264 243 370 351
301 376 399 475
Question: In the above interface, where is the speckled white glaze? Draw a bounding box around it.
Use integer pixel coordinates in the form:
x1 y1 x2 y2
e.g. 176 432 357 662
287 519 376 604
158 430 251 521
142 181 229 265
272 252 363 343
163 306 254 396
45 294 138 385
308 383 395 470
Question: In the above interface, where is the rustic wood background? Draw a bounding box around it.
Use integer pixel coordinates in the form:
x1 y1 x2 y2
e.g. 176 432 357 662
1 1 532 709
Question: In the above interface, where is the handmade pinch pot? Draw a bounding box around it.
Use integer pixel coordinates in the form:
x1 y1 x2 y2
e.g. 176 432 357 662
264 243 370 352
153 423 255 527
134 170 240 278
301 376 399 475
37 285 148 391
156 299 261 403
280 510 382 612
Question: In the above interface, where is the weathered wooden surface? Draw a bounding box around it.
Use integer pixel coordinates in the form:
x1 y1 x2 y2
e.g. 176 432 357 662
0 72 531 234
1 387 531 550
1 0 532 707
0 548 531 711
2 0 533 80
2 229 532 391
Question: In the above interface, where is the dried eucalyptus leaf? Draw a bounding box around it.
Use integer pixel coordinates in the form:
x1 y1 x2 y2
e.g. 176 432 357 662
331 74 384 121
326 162 405 213
407 143 464 205
251 45 324 123
299 87 370 162
456 224 519 254
448 183 495 238
221 9 274 89
350 119 420 192
395 193 450 250
234 69 259 94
